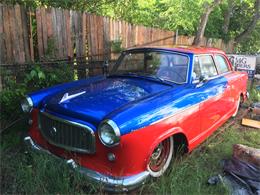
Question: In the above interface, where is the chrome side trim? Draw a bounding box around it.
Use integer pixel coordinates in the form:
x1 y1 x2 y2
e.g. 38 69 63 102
24 136 150 192
38 112 96 154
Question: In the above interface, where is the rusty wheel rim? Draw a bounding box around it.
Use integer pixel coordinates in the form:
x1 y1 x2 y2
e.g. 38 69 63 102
148 138 171 172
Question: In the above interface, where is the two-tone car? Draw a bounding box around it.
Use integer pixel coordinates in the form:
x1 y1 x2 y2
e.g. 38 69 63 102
22 47 248 191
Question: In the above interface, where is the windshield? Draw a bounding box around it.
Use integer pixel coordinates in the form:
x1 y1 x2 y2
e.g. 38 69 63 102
112 50 189 84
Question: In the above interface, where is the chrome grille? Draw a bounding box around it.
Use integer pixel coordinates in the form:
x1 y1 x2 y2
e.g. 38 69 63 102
38 112 95 154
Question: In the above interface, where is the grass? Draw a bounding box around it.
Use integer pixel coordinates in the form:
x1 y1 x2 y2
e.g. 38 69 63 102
143 121 260 195
1 85 259 194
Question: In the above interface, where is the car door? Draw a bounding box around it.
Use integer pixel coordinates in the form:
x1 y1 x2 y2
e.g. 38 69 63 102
214 54 237 113
195 55 230 135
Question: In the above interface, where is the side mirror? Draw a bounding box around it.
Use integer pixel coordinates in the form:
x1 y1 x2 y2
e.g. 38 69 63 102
199 75 208 83
102 60 109 75
196 75 208 88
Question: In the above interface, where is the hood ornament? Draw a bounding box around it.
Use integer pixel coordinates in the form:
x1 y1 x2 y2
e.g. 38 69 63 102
59 91 86 104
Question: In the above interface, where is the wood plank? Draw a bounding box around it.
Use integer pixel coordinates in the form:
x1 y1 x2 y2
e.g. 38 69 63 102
14 4 25 63
88 13 93 58
233 144 260 167
9 6 20 63
103 17 110 59
28 9 34 61
40 7 48 56
242 118 260 129
94 15 99 59
46 8 53 39
61 9 67 58
73 11 79 57
109 17 113 49
91 14 97 59
64 9 71 58
81 12 87 57
36 8 43 59
20 6 31 62
56 8 63 58
0 4 5 64
86 13 91 57
70 10 76 58
51 7 57 59
3 5 12 63
94 15 99 58
121 20 126 49
98 15 104 59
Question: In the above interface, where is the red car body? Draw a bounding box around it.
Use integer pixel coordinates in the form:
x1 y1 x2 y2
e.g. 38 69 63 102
24 47 248 191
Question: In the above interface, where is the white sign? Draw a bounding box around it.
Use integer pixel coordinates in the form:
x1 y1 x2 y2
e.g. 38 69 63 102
227 55 256 79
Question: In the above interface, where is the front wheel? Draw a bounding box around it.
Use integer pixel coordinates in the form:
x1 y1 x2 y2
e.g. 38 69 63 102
147 137 174 177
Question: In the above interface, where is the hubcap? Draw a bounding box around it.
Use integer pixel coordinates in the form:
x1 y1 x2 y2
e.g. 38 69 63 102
149 139 171 172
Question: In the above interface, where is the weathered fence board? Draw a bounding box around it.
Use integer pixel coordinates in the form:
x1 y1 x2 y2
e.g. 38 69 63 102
0 4 31 64
0 4 234 65
0 5 4 64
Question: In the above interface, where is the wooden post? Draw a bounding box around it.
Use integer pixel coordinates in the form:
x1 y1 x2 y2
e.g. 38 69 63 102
174 29 178 45
29 10 34 61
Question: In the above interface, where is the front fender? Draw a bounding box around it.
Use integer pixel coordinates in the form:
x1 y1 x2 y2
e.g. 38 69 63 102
146 127 187 164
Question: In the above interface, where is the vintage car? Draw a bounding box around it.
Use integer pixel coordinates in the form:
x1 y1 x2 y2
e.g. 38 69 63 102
22 47 248 192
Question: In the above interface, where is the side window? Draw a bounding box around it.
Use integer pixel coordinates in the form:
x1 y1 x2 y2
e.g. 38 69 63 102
198 55 218 77
192 56 202 80
215 55 230 74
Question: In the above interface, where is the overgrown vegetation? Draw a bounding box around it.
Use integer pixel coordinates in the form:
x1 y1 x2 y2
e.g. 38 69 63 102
0 121 99 194
0 63 73 127
111 38 124 53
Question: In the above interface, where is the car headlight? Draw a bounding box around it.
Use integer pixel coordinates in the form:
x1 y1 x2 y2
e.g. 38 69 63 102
21 96 33 113
98 120 120 147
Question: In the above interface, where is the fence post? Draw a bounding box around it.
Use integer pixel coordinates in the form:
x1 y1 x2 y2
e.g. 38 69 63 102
29 9 34 62
174 29 178 45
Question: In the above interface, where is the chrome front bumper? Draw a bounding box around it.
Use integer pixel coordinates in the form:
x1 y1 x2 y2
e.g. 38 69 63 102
24 136 150 192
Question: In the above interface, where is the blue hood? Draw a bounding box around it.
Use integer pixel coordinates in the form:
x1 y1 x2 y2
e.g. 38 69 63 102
44 77 171 125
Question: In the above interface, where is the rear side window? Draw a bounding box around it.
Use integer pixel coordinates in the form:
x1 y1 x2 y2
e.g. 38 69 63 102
215 55 230 74
198 55 218 77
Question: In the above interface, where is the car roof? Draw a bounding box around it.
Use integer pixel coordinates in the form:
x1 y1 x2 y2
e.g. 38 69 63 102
126 46 226 55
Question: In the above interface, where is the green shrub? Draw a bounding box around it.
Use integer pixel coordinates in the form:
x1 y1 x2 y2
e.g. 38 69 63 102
111 38 124 53
0 63 74 125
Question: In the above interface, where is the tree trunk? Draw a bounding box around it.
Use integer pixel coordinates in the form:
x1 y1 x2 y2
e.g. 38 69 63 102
234 0 260 43
223 0 234 35
193 0 222 46
233 144 260 167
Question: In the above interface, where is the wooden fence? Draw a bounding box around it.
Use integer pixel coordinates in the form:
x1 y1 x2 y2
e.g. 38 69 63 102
0 4 234 65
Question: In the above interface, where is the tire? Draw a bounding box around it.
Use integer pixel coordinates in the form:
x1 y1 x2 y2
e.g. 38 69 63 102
147 137 174 177
232 95 241 117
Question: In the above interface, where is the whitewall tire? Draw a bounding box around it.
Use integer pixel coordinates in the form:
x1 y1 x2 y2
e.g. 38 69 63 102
147 136 174 177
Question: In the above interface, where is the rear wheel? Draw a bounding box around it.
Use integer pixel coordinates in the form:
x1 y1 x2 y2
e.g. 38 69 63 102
147 137 174 177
